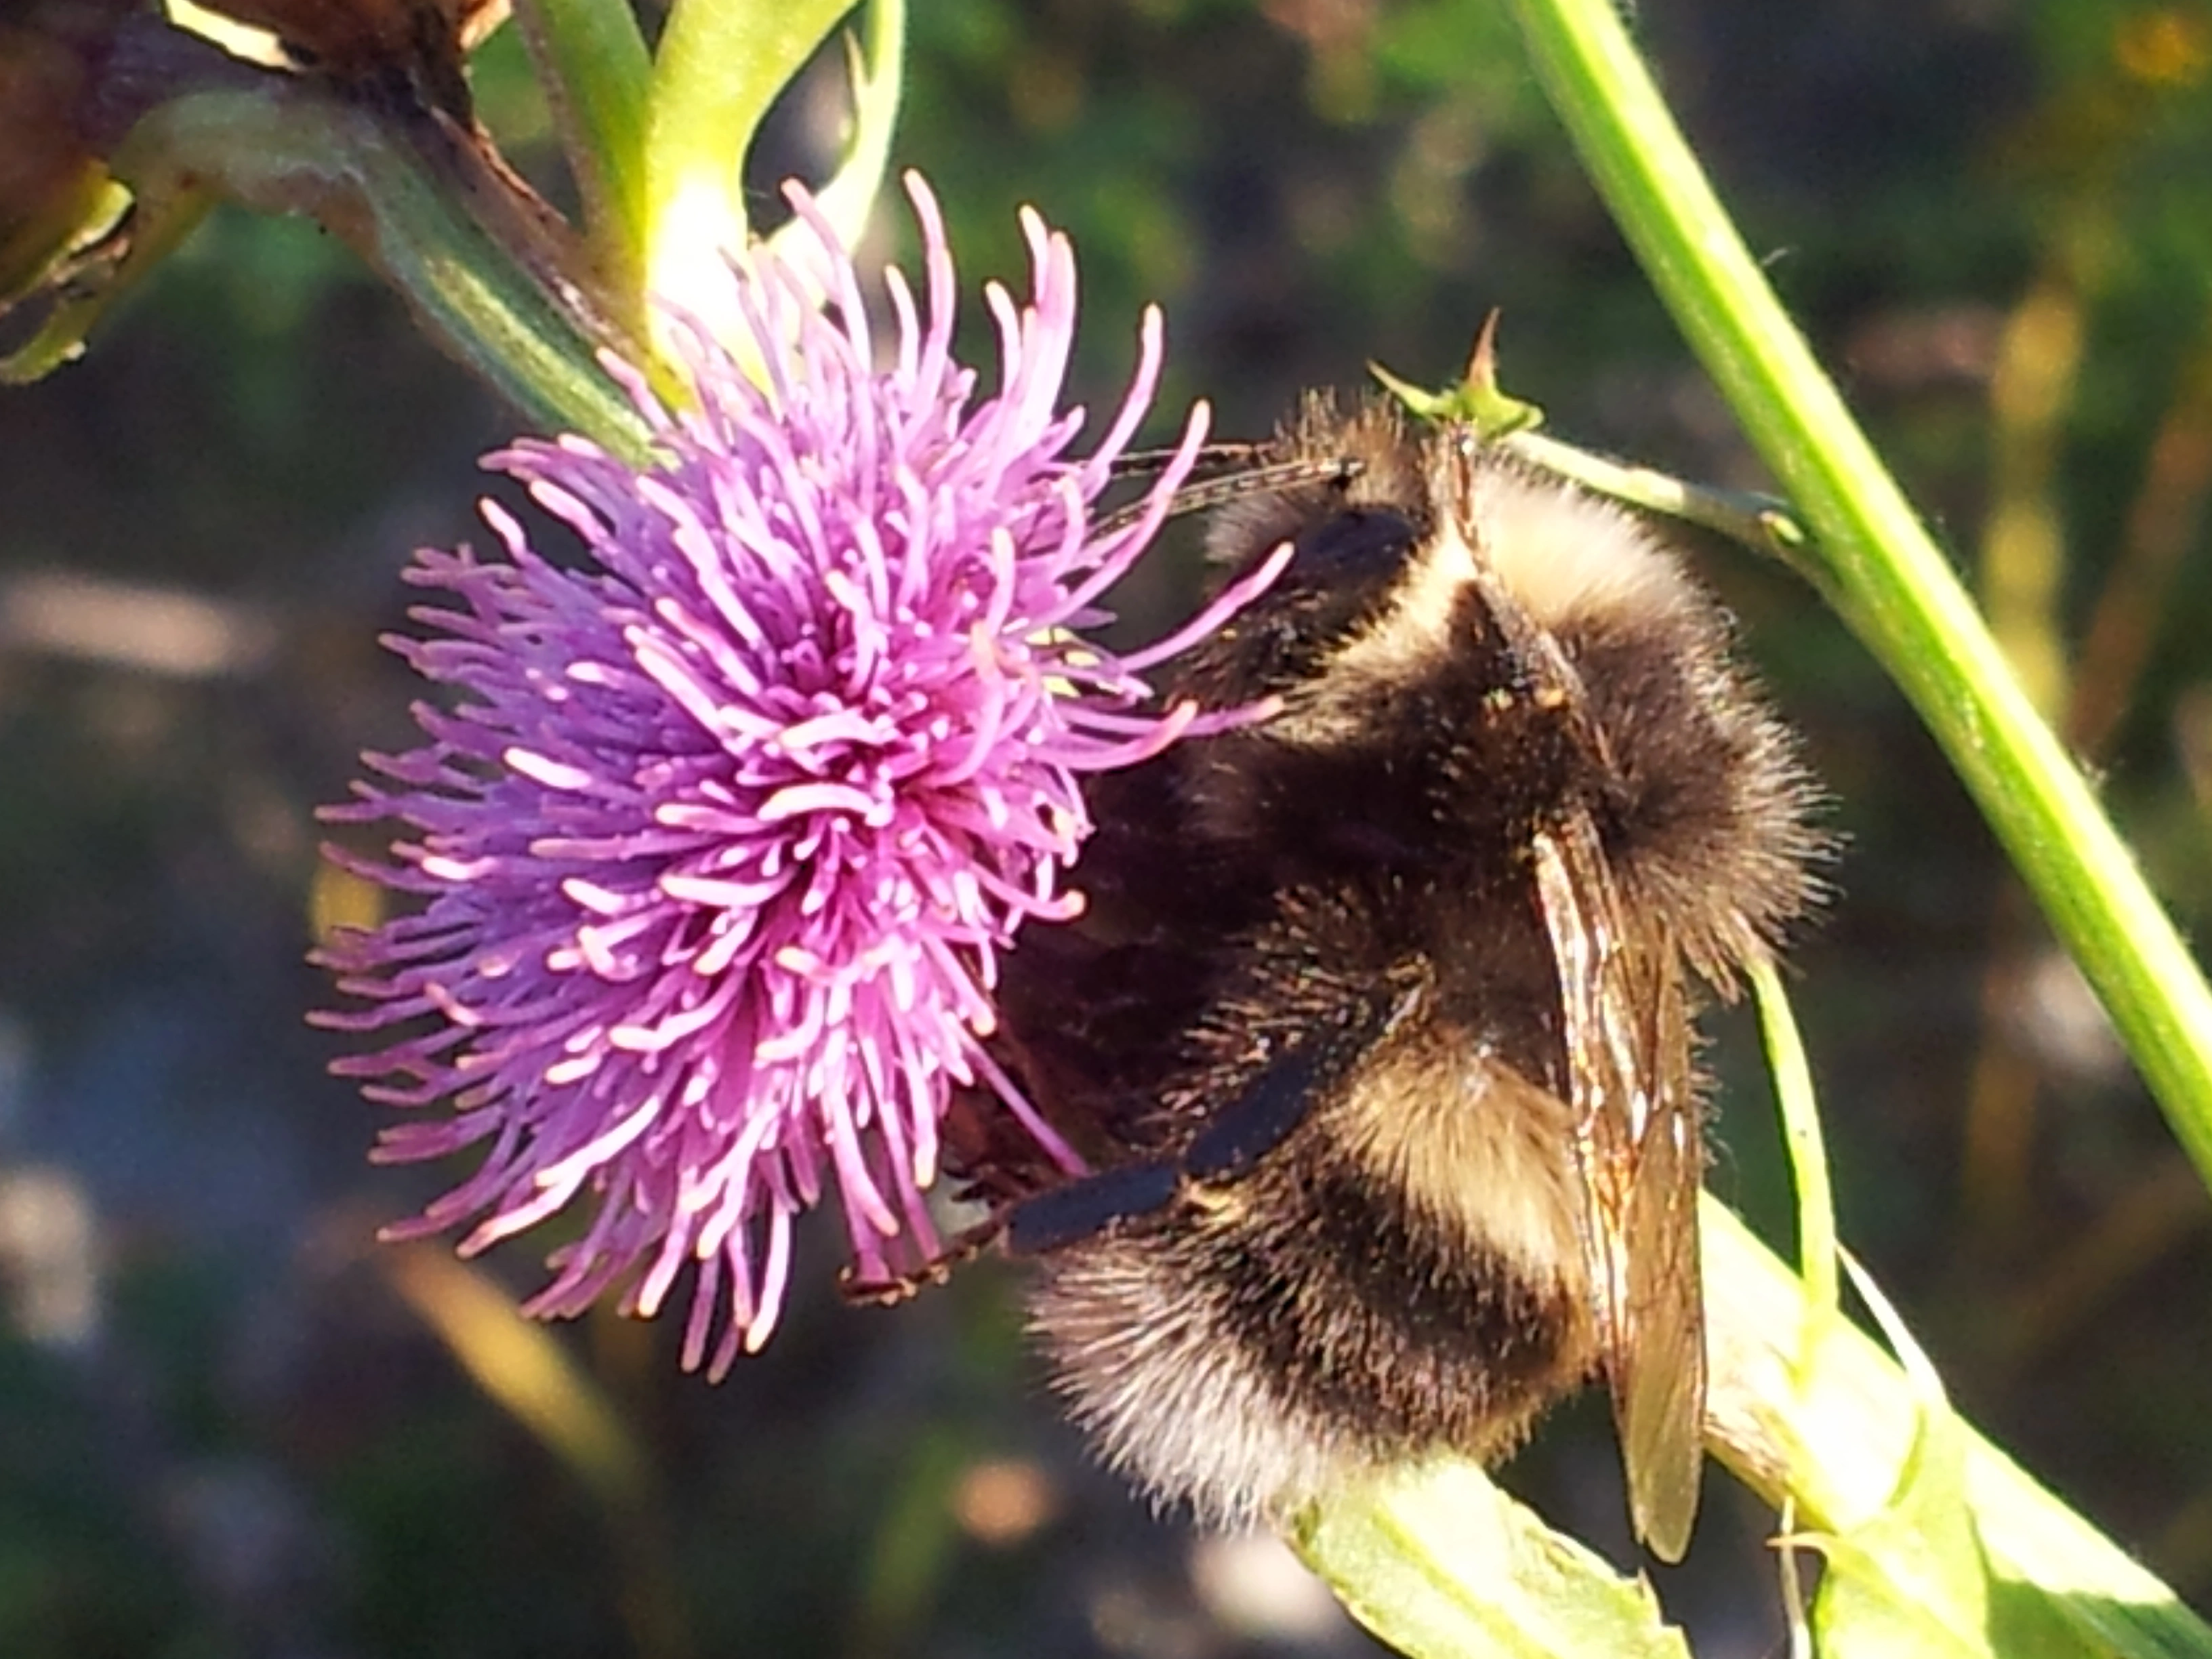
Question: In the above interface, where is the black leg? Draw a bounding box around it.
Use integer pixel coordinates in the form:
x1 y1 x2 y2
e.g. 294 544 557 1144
1181 1044 1326 1183
1004 1160 1181 1256
1182 986 1413 1183
851 987 1415 1287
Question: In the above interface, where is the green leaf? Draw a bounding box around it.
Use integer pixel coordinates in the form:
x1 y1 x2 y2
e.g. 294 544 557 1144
1803 1262 1994 1658
644 0 859 322
1 176 207 384
786 0 905 264
1702 1202 2212 1659
1370 318 1546 440
1288 1462 1691 1659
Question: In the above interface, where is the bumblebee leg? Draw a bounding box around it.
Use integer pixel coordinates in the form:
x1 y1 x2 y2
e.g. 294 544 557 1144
838 1214 1004 1307
1005 1008 1398 1256
846 1153 1193 1294
950 991 1416 1265
1181 1044 1326 1183
1004 1160 1181 1256
1180 986 1415 1184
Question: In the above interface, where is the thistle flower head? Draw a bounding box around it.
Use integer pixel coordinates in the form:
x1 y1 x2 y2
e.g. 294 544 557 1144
315 175 1282 1377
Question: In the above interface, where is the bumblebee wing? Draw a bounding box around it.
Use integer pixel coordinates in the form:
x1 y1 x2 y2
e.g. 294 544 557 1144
1530 811 1704 1563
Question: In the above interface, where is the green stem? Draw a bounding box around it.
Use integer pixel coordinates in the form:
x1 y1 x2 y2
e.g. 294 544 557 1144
1500 428 1811 573
1750 957 1838 1378
110 77 651 456
509 0 654 306
1500 0 2212 1185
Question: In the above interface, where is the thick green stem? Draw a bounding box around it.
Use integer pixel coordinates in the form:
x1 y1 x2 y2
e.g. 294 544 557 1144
104 56 650 453
1501 0 2212 1185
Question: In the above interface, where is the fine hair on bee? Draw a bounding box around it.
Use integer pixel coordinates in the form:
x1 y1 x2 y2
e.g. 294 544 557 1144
853 389 1825 1562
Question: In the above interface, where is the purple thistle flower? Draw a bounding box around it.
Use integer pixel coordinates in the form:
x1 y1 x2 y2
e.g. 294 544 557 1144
314 173 1287 1378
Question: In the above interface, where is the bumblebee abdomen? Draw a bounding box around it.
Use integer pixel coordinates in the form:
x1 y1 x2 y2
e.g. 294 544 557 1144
1029 1061 1599 1524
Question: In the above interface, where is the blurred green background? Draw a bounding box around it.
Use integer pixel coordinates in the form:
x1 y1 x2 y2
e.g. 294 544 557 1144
4 1 2212 1654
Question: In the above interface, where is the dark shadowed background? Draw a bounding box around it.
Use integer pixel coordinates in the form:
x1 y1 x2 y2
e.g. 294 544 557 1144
3 2 2211 1654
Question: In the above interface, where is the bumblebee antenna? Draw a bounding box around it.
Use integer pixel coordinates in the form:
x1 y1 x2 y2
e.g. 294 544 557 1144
1098 449 1358 538
1110 441 1270 479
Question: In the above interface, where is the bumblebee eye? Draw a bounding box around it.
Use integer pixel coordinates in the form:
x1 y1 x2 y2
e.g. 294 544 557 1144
1252 506 1422 667
1289 506 1420 585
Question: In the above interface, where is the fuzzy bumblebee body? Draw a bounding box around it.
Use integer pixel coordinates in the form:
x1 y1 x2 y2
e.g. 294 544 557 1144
935 398 1820 1559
